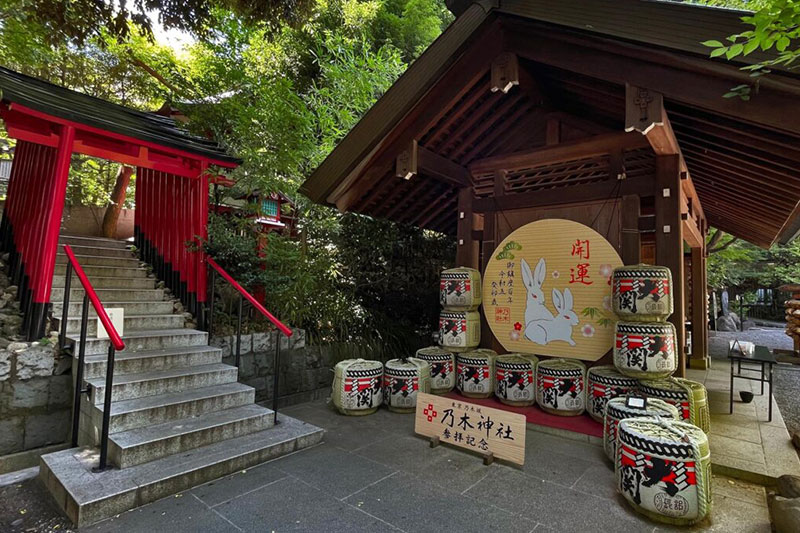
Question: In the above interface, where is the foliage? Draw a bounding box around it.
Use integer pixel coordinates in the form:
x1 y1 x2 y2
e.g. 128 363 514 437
698 0 800 96
706 228 800 289
6 0 315 45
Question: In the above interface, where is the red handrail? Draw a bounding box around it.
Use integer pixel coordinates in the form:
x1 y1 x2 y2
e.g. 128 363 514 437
62 245 126 350
207 257 293 337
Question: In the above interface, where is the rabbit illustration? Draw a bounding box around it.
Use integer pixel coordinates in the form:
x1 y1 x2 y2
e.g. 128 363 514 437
522 258 553 326
544 288 579 346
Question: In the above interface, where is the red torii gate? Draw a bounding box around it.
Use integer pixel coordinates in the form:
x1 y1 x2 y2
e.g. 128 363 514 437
0 67 240 339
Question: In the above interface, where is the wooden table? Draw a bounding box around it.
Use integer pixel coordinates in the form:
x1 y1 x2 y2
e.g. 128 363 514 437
728 343 776 422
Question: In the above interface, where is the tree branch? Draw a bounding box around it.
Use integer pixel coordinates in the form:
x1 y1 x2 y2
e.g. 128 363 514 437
708 236 739 254
127 53 182 95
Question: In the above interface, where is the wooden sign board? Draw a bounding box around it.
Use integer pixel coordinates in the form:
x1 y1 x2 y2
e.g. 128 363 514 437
483 219 623 361
96 308 124 339
414 392 526 465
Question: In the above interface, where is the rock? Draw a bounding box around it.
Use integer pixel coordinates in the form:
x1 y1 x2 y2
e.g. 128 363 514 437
182 312 193 319
0 337 9 349
174 302 184 313
7 342 28 352
15 344 54 379
793 432 800 451
779 475 800 498
771 495 800 533
716 312 741 332
5 285 18 296
0 350 10 381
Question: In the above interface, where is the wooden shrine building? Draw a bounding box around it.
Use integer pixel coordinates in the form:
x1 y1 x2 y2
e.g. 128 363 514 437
301 0 800 375
0 67 240 339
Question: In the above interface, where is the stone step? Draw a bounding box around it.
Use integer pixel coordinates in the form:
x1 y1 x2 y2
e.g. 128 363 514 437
83 346 223 379
108 404 274 468
51 288 165 303
59 235 133 249
52 275 156 289
70 329 208 356
60 244 137 258
40 415 324 527
60 313 185 336
93 381 255 434
56 253 142 268
54 264 150 279
54 300 174 318
86 363 239 405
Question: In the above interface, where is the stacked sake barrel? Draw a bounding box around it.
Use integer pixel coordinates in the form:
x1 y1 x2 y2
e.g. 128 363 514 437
332 359 384 416
784 288 800 354
611 265 710 433
536 358 586 416
383 358 432 413
495 353 538 406
457 349 496 398
438 267 482 352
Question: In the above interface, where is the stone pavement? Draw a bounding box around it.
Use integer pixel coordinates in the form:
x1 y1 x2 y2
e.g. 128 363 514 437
73 399 771 533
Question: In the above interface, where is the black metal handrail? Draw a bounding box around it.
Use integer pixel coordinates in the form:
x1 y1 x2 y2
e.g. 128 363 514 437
206 257 292 424
61 245 125 472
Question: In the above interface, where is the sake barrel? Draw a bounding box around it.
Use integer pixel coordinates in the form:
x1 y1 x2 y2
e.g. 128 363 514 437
613 265 673 322
495 354 538 407
332 359 383 416
616 418 711 525
587 365 638 423
414 346 456 394
383 358 431 413
603 397 680 461
614 322 677 379
638 378 710 433
536 358 586 416
456 351 496 398
438 311 481 352
440 267 482 310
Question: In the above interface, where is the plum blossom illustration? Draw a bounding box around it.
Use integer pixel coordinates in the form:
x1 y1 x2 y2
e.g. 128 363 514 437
510 330 521 341
581 324 596 337
552 270 560 279
599 264 613 277
603 295 612 311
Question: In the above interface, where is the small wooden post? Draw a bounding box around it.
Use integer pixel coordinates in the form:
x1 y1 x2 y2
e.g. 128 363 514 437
621 195 641 264
483 451 495 466
656 154 686 377
690 246 708 369
429 436 440 448
457 187 479 268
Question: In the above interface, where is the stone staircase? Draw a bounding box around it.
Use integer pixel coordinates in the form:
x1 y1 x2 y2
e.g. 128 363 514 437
40 235 323 527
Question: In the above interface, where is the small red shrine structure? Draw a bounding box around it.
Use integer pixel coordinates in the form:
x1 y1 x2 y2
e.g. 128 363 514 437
0 67 241 339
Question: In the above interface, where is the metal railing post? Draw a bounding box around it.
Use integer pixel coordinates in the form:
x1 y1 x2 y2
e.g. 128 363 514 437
235 294 243 368
70 293 90 447
272 336 281 425
208 268 216 338
59 262 72 351
97 344 116 471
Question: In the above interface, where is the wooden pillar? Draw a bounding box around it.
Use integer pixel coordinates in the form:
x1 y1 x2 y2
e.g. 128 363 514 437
480 211 502 352
621 194 641 264
690 246 709 369
655 154 686 377
456 188 479 268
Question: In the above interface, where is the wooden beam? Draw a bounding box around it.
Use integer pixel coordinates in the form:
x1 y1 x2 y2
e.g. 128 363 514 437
621 195 641 264
655 154 686 378
469 131 649 175
397 142 472 187
546 117 560 145
395 140 418 180
473 174 652 212
456 188 480 268
504 19 800 135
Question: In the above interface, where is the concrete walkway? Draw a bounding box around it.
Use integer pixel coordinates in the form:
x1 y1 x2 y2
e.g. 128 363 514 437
66 399 771 533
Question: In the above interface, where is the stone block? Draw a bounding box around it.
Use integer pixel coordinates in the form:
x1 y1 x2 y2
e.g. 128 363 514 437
11 378 50 409
290 328 306 349
49 374 74 407
0 417 24 455
16 344 55 380
238 353 256 379
23 410 70 450
0 350 10 381
252 332 274 354
209 335 232 358
238 333 253 355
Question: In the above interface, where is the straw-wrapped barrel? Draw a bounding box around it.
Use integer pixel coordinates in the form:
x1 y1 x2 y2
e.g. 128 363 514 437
495 354 538 406
414 346 456 394
383 358 431 413
536 358 586 416
456 351 496 398
603 397 680 461
612 265 673 322
638 378 710 433
614 322 677 379
438 310 481 352
332 359 383 416
440 267 482 310
587 365 638 422
616 418 711 525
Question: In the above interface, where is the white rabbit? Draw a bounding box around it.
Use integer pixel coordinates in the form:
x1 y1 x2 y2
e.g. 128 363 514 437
521 258 553 326
543 288 579 346
524 319 550 345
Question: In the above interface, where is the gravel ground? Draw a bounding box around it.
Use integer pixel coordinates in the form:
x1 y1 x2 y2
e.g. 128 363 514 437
709 327 800 436
0 474 75 533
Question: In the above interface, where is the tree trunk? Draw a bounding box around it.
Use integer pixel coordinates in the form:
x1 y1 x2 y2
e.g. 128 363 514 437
102 166 134 238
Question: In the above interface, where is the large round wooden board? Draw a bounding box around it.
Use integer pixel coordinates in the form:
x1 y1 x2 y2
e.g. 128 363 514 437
483 219 623 361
